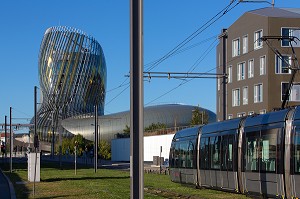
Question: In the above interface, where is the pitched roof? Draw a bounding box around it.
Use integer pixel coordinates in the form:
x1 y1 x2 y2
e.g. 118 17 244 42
248 7 300 18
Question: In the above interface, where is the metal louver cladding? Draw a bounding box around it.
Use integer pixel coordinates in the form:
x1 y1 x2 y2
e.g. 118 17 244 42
33 26 106 141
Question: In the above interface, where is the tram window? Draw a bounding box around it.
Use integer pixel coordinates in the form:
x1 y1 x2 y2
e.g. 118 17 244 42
170 143 175 167
294 130 300 173
221 135 234 171
210 136 221 169
175 143 180 168
187 140 195 168
222 136 229 170
180 142 188 168
246 135 258 171
200 138 209 169
228 135 234 170
261 130 277 172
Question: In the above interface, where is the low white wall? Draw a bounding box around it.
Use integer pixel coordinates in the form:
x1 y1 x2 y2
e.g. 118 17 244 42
111 134 174 162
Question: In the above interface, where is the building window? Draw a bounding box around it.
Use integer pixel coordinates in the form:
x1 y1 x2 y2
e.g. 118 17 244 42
248 59 254 78
228 65 232 83
243 86 248 105
282 82 300 101
276 55 291 74
248 111 254 115
282 28 300 47
232 88 240 107
260 56 266 75
237 112 246 117
228 114 233 119
254 29 263 49
232 38 240 57
243 35 248 54
254 84 263 103
260 109 266 114
237 62 246 81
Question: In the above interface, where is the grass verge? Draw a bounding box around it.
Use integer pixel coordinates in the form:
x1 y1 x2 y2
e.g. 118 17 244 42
0 161 247 199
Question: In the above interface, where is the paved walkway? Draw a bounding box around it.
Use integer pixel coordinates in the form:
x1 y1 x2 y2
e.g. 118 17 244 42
0 169 16 199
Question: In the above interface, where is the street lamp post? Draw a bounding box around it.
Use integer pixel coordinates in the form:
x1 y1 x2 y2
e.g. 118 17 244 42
94 105 98 173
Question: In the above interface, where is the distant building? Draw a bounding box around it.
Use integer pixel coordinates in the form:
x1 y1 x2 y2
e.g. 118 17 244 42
217 7 300 121
32 27 216 146
61 104 216 142
32 26 106 141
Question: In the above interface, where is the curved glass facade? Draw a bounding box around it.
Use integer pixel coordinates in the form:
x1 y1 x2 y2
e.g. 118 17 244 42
61 104 217 141
34 26 106 141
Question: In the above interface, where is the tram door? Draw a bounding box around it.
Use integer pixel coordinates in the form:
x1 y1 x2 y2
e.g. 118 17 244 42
209 136 222 188
244 127 282 197
199 137 210 186
221 134 236 191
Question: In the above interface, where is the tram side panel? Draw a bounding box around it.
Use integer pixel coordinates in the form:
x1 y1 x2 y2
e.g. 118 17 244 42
169 131 198 184
198 129 238 191
242 120 286 198
290 116 300 198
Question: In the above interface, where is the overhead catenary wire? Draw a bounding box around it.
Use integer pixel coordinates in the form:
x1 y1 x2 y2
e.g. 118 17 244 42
145 0 240 72
105 1 241 111
105 36 219 108
145 39 219 105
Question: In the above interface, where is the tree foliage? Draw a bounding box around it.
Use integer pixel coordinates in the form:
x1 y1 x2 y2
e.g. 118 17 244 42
190 107 209 126
144 122 166 131
59 134 91 156
99 140 111 160
116 125 131 138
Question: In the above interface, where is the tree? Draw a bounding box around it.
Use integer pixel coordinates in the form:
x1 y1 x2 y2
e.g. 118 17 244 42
190 107 209 125
116 125 130 138
99 140 111 160
61 137 72 155
144 122 166 131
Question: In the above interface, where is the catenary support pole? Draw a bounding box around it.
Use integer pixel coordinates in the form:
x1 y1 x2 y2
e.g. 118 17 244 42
130 0 144 198
222 29 227 121
5 116 7 158
10 107 12 173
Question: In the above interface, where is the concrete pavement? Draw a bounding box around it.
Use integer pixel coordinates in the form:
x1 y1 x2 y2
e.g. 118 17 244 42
0 169 16 199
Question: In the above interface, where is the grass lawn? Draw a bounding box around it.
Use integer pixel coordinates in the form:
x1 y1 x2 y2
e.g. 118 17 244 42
0 161 247 199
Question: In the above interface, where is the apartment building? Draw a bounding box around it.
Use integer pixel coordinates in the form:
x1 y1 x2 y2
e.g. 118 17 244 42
216 7 300 121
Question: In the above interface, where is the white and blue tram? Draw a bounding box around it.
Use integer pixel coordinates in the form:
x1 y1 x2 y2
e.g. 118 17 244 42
169 106 300 198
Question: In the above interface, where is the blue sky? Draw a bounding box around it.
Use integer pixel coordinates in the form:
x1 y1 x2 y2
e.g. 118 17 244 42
0 0 297 128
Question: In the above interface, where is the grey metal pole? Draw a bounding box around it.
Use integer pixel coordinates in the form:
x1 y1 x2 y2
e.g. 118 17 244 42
130 0 144 198
4 116 7 158
10 107 12 173
34 86 37 143
51 112 55 159
160 146 162 174
33 86 38 196
222 29 227 121
94 105 98 173
75 145 77 175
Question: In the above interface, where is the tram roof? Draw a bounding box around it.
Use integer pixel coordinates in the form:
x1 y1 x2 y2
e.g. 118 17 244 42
173 126 200 140
292 106 300 121
244 108 290 127
201 117 242 134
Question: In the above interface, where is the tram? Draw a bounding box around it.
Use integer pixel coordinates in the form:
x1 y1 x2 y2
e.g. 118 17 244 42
169 106 300 198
